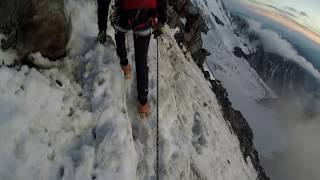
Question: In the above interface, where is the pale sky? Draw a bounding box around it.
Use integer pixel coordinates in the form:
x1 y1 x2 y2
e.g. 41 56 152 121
223 0 320 44
248 0 320 33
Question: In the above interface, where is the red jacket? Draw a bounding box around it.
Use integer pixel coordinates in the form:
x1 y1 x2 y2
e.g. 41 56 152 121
119 0 156 10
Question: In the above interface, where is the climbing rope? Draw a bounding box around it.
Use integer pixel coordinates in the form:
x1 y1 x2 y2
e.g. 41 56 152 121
204 60 217 80
156 36 160 180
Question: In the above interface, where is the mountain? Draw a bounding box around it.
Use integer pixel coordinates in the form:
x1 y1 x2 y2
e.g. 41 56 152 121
230 13 320 116
0 0 270 179
195 2 320 180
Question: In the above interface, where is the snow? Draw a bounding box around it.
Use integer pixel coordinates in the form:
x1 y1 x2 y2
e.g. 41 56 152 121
28 53 63 69
190 0 288 157
0 34 18 66
0 0 259 179
0 66 93 180
191 0 232 28
203 26 289 157
199 0 289 159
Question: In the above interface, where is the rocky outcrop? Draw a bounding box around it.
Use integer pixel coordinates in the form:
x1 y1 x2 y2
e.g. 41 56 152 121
202 69 270 180
231 14 250 36
233 46 246 58
231 14 320 99
0 0 70 60
245 46 306 96
168 0 210 66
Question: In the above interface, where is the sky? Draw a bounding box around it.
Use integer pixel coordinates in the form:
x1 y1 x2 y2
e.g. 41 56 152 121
223 0 320 45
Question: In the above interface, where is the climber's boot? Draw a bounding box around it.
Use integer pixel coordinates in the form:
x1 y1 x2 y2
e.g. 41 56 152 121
138 102 149 119
121 64 131 79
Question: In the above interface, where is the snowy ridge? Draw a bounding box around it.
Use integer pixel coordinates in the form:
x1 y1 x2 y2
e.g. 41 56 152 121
0 0 259 179
0 33 258 180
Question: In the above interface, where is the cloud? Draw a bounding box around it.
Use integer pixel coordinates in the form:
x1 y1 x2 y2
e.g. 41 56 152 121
246 18 320 81
286 7 297 13
300 11 309 18
261 95 320 180
285 6 310 18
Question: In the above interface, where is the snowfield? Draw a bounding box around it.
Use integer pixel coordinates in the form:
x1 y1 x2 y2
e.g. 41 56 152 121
0 0 259 179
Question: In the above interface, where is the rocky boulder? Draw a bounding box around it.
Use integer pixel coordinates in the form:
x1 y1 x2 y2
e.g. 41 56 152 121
168 3 211 67
169 0 190 16
233 46 246 58
0 0 70 60
192 48 211 66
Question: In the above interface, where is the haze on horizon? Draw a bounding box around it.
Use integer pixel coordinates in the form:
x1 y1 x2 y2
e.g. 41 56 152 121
224 0 320 45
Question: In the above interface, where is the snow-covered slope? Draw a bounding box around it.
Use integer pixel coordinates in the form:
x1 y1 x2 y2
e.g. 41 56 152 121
188 0 286 156
0 0 260 179
196 1 320 180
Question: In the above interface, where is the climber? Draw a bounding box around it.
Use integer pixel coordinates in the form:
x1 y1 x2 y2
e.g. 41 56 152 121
96 0 167 118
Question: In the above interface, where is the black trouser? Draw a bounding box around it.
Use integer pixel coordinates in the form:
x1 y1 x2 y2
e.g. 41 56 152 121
115 31 150 105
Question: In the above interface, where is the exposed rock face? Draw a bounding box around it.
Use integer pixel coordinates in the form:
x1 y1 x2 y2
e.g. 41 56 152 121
213 14 224 26
245 46 307 96
202 69 270 180
233 46 246 58
192 48 211 66
231 14 250 35
168 0 210 66
231 14 320 98
0 0 70 60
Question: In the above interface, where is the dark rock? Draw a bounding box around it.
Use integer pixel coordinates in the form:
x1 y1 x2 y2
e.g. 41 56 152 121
231 14 249 35
168 0 210 67
203 70 210 80
207 75 270 180
56 80 63 87
0 0 70 60
233 47 246 58
212 13 224 26
167 7 185 30
183 14 203 54
169 0 190 16
245 46 308 97
58 166 64 178
192 48 211 67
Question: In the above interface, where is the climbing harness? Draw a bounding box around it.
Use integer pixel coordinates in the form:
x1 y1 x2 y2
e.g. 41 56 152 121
110 4 158 37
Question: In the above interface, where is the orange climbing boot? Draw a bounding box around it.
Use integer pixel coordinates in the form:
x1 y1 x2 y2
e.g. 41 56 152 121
138 102 149 119
121 64 131 79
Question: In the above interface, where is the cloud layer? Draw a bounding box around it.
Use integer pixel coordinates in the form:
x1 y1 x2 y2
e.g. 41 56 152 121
246 18 320 81
284 6 309 18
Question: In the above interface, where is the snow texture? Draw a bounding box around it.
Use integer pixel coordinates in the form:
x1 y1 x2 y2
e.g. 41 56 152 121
0 0 258 179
